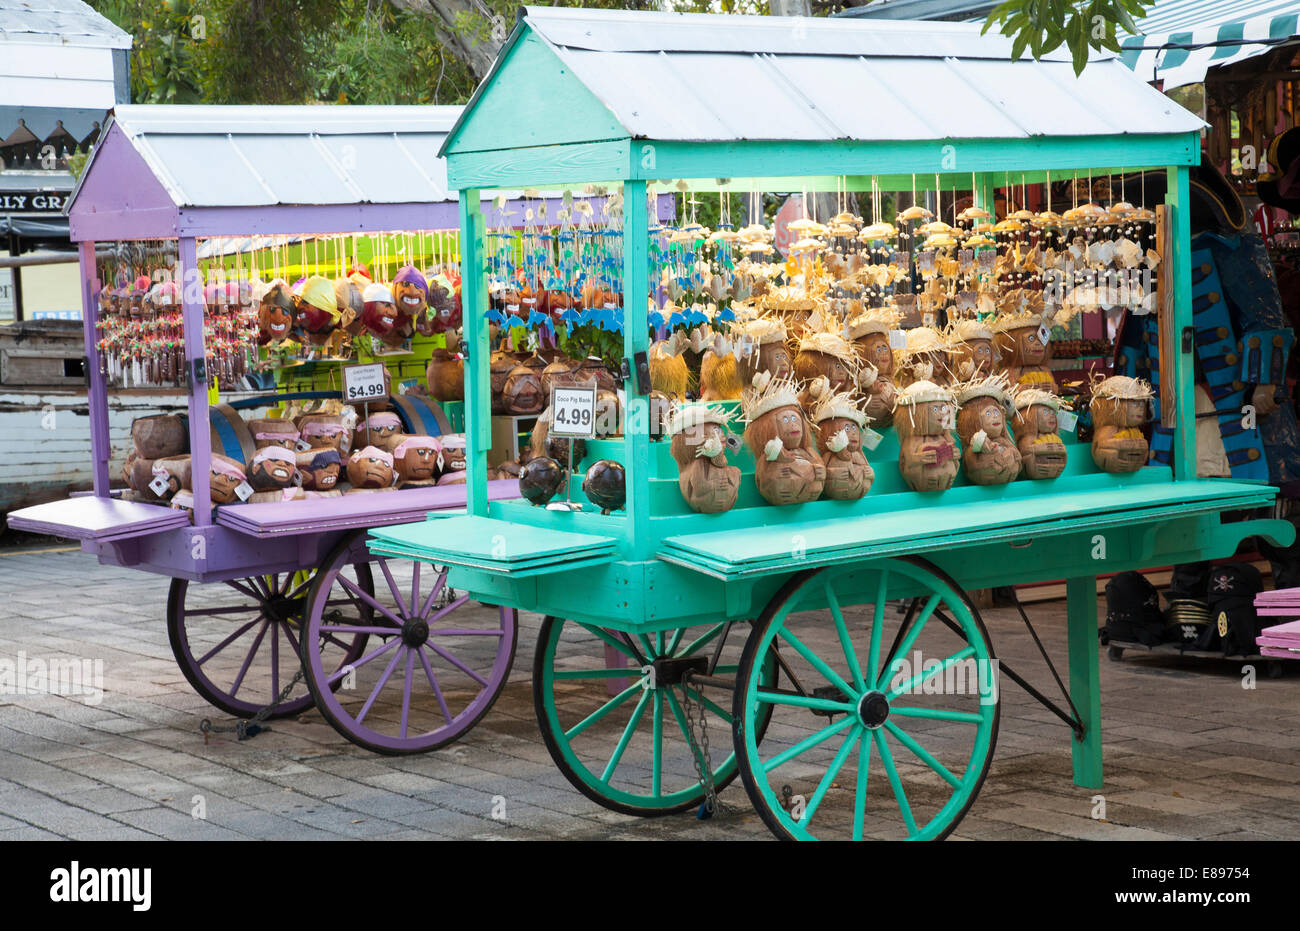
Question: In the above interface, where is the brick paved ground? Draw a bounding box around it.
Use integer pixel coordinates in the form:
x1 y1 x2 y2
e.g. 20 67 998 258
1 543 1298 841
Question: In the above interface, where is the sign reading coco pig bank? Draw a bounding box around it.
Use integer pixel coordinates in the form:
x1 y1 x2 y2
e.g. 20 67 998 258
0 191 70 213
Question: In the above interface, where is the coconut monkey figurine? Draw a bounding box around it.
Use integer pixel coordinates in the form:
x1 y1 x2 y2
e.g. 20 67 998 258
846 308 900 428
954 375 1021 485
811 390 874 500
992 309 1056 392
897 326 951 388
743 374 825 506
894 380 960 492
1012 389 1069 480
703 316 792 402
1089 375 1153 473
945 318 998 383
667 403 742 514
794 331 858 409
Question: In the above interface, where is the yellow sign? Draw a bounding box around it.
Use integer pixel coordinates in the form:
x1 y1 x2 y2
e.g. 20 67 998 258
208 375 219 407
1217 611 1229 637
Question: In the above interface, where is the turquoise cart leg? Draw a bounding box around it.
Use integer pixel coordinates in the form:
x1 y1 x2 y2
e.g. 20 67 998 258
1066 576 1103 788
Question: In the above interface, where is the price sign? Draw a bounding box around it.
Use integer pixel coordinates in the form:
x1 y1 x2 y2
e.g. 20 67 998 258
1057 409 1079 433
550 385 597 438
343 363 387 402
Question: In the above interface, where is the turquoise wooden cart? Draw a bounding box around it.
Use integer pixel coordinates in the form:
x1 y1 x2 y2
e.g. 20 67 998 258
365 8 1295 839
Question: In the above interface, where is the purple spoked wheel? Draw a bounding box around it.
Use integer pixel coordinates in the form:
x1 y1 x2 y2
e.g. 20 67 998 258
168 567 371 719
301 533 518 755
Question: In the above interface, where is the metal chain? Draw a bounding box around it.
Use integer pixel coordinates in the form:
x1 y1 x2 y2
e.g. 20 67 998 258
200 665 306 743
679 672 723 819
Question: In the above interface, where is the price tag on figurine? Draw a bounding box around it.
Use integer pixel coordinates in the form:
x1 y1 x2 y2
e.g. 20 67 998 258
296 439 312 452
1037 323 1052 346
1057 409 1079 433
550 384 597 439
149 476 170 497
343 363 387 402
862 427 884 451
235 481 254 502
888 329 908 350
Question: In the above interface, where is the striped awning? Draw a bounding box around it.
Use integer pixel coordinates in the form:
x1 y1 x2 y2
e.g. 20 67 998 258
1120 0 1300 89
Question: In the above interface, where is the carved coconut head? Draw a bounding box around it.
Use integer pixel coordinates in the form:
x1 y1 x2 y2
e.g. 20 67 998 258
209 454 246 504
360 282 398 336
957 394 1007 440
818 415 862 452
855 332 894 378
393 436 441 482
391 265 428 318
301 449 343 490
249 447 297 491
258 284 295 342
347 446 395 489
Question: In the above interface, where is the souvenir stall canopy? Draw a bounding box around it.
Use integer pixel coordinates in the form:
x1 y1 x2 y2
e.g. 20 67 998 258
365 7 1294 839
433 5 1212 549
35 104 549 551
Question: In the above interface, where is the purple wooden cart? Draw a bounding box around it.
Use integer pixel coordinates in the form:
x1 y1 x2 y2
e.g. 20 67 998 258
8 105 528 754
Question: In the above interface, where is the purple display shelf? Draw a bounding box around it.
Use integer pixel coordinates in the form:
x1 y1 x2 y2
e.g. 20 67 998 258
215 479 520 538
7 497 190 543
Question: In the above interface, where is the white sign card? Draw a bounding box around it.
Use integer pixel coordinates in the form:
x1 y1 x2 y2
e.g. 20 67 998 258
343 363 387 402
550 384 598 438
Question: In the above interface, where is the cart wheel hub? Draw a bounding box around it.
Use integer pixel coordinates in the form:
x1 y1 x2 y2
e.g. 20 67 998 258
265 596 302 623
401 619 430 647
857 691 890 729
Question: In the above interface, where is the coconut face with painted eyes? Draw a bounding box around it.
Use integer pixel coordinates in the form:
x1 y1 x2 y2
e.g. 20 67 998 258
301 449 342 491
396 440 440 482
1014 326 1047 366
910 398 956 434
775 405 806 449
391 267 428 320
949 338 995 379
258 285 295 342
248 450 296 491
854 333 894 377
820 416 862 453
347 449 394 489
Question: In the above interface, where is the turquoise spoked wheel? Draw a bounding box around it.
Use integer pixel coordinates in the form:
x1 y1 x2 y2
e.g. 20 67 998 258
733 557 999 841
534 617 775 817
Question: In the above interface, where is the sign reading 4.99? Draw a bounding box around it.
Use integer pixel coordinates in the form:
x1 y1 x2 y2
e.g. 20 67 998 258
550 385 597 438
343 363 387 402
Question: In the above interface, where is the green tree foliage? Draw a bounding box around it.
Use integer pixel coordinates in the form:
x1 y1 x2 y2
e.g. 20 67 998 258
982 0 1154 75
90 0 481 105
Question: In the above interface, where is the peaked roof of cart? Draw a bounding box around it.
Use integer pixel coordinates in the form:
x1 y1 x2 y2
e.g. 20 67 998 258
440 5 1204 160
65 104 475 241
73 104 462 212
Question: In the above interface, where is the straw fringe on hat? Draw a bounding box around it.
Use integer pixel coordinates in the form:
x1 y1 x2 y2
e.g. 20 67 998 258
798 331 857 363
811 390 870 428
1091 374 1154 400
1013 388 1061 411
736 315 787 345
742 373 802 423
895 379 954 407
846 306 901 339
667 401 735 436
899 326 944 357
948 317 994 344
990 312 1043 333
954 372 1013 407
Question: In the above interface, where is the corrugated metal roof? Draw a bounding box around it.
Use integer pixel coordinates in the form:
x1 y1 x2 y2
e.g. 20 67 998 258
522 6 1202 142
103 104 462 208
0 0 131 48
